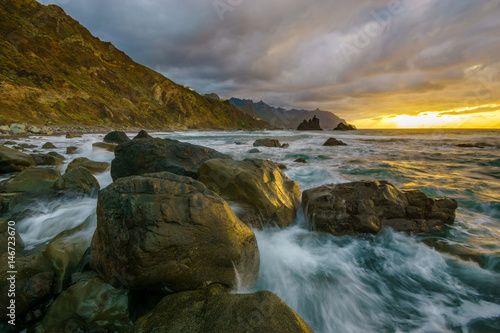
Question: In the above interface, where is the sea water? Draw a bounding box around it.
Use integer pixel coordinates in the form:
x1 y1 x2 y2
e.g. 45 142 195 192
6 129 500 332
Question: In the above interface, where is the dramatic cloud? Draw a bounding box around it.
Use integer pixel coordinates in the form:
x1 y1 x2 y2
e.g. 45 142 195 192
37 0 500 127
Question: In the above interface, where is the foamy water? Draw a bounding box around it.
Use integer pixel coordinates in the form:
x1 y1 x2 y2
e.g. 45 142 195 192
4 129 499 332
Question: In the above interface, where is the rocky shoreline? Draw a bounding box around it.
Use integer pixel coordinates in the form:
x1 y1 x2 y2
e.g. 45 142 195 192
0 130 459 332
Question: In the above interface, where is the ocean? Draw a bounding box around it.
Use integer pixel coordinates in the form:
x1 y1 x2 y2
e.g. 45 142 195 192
7 129 500 332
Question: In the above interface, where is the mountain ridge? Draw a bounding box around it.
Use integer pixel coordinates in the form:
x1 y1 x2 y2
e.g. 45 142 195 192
0 0 268 129
229 97 347 129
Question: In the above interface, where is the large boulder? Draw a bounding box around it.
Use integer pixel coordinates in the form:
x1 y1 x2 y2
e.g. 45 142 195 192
5 167 61 193
36 277 132 333
90 172 259 292
52 166 100 195
198 159 301 229
133 283 314 333
297 115 322 131
0 253 54 322
302 180 458 236
10 123 26 133
66 157 110 175
0 146 36 173
110 138 231 181
44 215 95 294
103 130 130 144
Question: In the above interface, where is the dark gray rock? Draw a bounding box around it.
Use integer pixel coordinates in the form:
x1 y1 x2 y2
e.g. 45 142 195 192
110 138 231 181
103 131 130 144
302 180 457 235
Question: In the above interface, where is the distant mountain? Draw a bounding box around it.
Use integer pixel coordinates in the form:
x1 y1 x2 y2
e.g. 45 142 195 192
0 0 268 129
229 98 346 129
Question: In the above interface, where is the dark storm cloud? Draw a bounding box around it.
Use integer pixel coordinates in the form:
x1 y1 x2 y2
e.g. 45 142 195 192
37 0 500 120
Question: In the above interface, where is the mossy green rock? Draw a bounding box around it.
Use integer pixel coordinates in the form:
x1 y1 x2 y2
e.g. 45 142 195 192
36 277 132 333
198 158 301 229
52 166 100 195
0 253 54 321
6 166 60 193
44 214 95 294
90 172 259 292
0 145 36 173
66 157 110 175
133 283 314 333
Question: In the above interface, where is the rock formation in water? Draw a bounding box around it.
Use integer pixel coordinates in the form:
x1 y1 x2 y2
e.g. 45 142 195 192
334 122 357 131
297 116 322 131
302 180 457 236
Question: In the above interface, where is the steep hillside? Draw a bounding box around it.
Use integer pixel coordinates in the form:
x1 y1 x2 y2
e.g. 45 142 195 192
0 0 268 129
229 98 346 129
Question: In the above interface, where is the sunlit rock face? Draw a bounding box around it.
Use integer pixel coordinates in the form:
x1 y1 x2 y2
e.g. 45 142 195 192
198 158 301 229
302 180 457 236
90 172 259 293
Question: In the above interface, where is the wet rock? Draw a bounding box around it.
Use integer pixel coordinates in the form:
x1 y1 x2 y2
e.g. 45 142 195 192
248 148 260 153
2 141 17 145
302 180 458 236
0 146 36 173
103 130 130 144
133 283 314 333
44 215 95 294
133 130 153 140
253 139 285 148
323 137 347 146
0 218 25 254
111 138 230 181
66 157 110 175
334 122 357 131
10 123 27 133
6 167 60 193
92 142 117 152
297 115 322 131
41 142 56 149
30 152 64 166
16 143 37 149
66 146 79 154
198 159 301 229
90 172 259 292
0 253 54 322
277 163 288 170
65 133 82 139
36 277 132 333
52 166 100 195
294 158 307 163
28 126 42 134
280 143 290 148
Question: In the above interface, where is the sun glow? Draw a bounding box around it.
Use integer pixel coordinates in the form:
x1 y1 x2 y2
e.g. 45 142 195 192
354 105 500 129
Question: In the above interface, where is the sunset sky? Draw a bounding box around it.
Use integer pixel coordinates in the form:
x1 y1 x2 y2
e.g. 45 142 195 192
38 0 500 128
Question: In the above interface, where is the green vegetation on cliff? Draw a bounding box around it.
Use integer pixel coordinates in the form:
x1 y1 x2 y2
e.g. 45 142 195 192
0 0 268 129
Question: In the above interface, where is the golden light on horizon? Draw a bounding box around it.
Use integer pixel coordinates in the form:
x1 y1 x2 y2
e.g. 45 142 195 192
353 105 500 129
